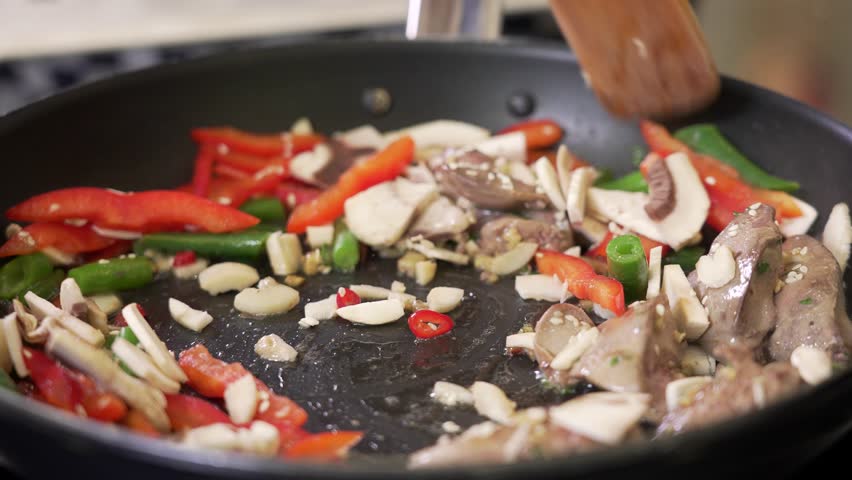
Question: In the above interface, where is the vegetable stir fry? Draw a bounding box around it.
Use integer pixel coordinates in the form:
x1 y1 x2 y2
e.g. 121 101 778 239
0 116 849 467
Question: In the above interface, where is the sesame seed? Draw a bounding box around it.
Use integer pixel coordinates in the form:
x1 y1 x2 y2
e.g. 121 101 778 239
549 316 564 325
48 203 60 213
216 144 229 155
705 176 717 185
748 209 757 216
217 196 232 205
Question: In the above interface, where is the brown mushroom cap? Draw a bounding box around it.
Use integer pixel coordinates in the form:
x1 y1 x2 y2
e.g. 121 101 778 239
643 153 676 221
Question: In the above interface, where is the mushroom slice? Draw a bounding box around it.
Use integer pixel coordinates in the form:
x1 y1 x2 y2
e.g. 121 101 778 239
642 153 675 220
549 392 650 445
345 181 436 247
59 278 87 318
645 246 663 300
384 120 490 148
555 144 575 203
566 167 597 225
586 153 708 249
662 264 709 341
121 303 187 383
406 236 470 265
532 156 566 211
47 326 169 431
3 313 26 377
84 299 110 334
111 337 181 393
821 202 850 272
12 299 41 341
87 293 123 316
474 131 526 163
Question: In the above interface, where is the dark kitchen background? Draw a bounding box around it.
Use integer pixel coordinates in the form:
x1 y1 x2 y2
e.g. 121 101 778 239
0 0 849 478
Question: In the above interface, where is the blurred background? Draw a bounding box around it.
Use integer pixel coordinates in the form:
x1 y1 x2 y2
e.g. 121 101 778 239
1 0 851 125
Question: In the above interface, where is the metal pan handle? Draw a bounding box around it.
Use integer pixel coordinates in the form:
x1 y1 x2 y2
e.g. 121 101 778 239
406 0 502 40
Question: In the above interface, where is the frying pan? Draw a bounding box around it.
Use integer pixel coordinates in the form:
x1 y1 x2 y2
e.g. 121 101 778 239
0 39 850 480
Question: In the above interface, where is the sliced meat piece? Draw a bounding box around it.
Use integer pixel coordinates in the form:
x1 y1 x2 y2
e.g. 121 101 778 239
533 304 596 387
408 418 599 468
431 150 547 210
691 204 783 355
479 216 573 256
658 346 801 434
570 296 685 420
408 196 471 240
769 235 852 363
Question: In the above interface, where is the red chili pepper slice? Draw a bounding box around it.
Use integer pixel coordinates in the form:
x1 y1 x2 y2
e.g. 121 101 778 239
408 310 455 339
82 240 133 263
284 431 363 460
207 166 287 208
274 180 321 209
212 163 252 180
499 119 563 150
0 223 116 258
287 136 415 233
335 288 361 308
191 146 215 198
172 250 197 267
535 249 626 315
6 188 260 233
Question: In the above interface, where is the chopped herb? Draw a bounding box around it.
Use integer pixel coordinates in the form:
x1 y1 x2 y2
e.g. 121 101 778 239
733 211 741 216
800 297 814 305
757 261 769 274
610 356 620 366
631 146 647 166
540 379 577 396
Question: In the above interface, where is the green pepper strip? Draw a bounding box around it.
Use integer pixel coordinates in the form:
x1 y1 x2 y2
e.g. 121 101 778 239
663 246 705 273
606 234 649 304
596 171 649 192
20 269 65 302
0 253 53 300
674 124 799 192
69 257 154 295
0 369 16 391
332 225 360 273
104 327 140 376
134 229 272 261
239 197 286 224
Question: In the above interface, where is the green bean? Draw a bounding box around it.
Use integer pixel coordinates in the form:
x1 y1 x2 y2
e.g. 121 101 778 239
134 229 272 260
0 369 16 391
596 171 649 192
239 197 286 224
332 226 360 273
68 257 154 295
606 235 649 304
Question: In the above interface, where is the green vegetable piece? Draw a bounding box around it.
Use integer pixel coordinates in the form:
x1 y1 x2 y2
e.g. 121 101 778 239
0 253 53 300
0 369 16 391
675 124 799 192
332 226 360 273
319 244 333 265
119 326 139 345
239 197 286 224
610 356 621 366
134 230 272 261
18 269 65 302
68 257 154 295
663 246 705 273
757 261 770 274
800 297 814 305
632 146 648 167
595 171 649 193
606 234 649 304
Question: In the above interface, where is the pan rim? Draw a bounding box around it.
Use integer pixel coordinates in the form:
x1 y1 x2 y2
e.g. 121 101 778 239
0 37 851 478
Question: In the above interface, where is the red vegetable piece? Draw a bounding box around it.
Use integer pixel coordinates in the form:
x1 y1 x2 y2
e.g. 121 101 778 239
206 166 287 208
191 146 215 197
254 389 308 428
191 127 323 157
164 393 231 431
213 163 252 180
284 431 364 461
335 288 361 308
6 188 260 234
535 249 626 315
408 310 455 339
178 344 252 398
286 136 415 233
123 409 161 438
83 240 133 263
499 118 563 150
214 149 285 174
0 223 116 258
274 180 321 209
172 250 197 267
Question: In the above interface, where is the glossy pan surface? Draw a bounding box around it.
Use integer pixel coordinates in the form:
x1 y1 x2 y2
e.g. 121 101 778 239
0 40 850 479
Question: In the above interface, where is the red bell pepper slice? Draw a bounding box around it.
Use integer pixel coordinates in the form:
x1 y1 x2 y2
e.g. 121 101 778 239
639 120 802 230
191 146 215 198
214 149 286 174
123 409 162 438
254 390 309 428
287 136 415 233
535 249 626 315
7 188 259 234
587 231 670 261
192 127 323 157
408 310 454 339
0 223 116 258
83 240 133 263
178 344 252 397
213 163 252 180
274 180 321 209
23 348 127 422
499 119 563 150
284 431 364 460
165 393 231 431
207 166 286 208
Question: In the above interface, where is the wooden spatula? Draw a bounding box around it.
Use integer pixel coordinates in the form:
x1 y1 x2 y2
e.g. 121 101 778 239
549 0 720 119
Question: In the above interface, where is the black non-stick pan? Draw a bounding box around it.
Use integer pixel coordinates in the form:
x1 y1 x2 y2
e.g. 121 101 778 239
0 40 850 480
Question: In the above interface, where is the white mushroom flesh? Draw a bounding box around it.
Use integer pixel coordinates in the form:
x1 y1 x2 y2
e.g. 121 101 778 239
59 278 87 318
821 202 851 272
533 156 566 211
87 293 123 316
645 246 663 299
